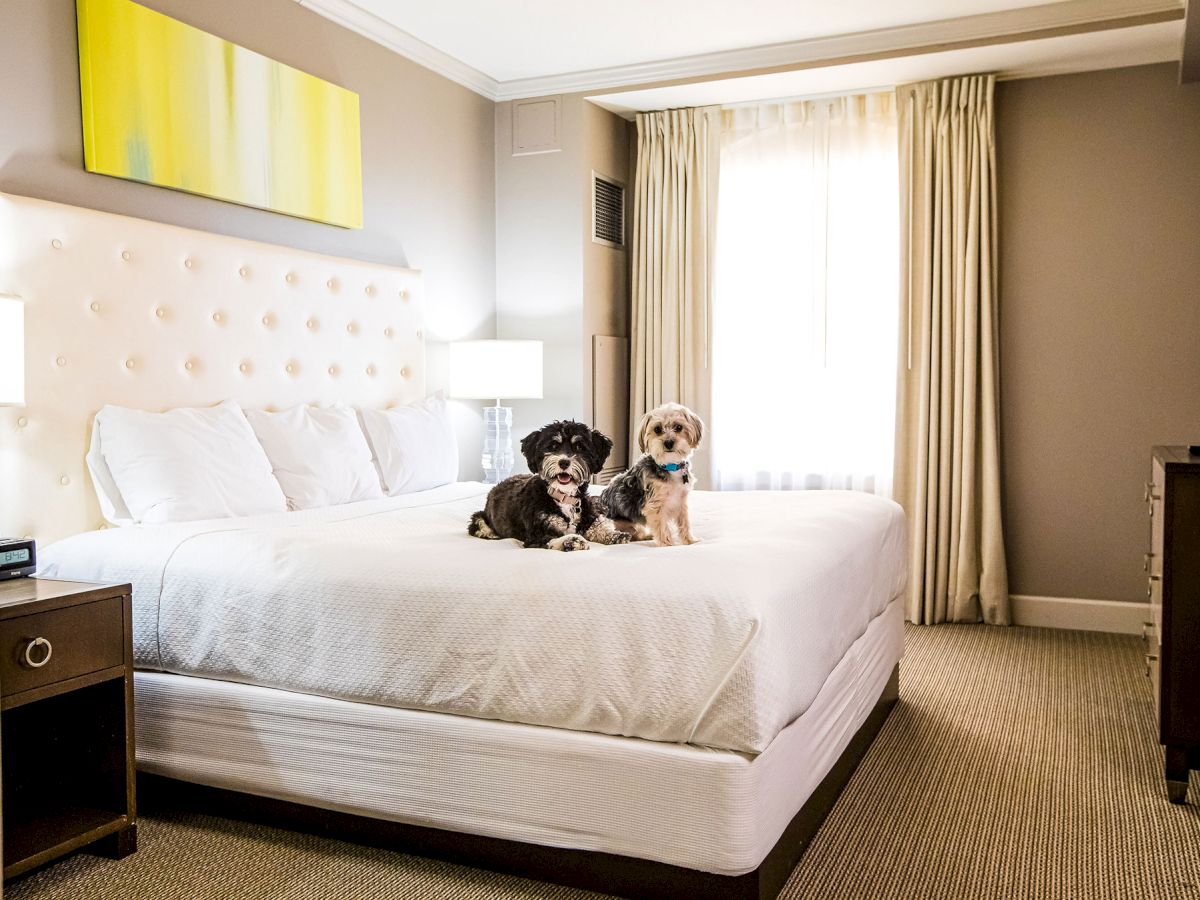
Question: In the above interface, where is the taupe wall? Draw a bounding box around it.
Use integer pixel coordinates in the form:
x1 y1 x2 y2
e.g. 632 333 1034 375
0 0 496 475
495 95 586 450
581 101 632 426
494 95 631 470
997 63 1200 602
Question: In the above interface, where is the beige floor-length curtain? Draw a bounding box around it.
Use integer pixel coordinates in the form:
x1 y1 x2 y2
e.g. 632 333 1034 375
630 107 719 483
894 75 1010 625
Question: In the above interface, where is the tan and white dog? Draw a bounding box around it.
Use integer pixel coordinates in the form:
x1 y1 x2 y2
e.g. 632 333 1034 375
600 402 703 546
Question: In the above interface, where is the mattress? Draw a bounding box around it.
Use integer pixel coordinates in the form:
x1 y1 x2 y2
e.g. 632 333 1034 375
135 597 904 876
40 482 907 754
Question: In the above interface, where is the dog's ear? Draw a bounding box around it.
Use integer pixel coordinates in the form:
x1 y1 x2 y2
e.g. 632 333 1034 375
636 411 654 453
519 430 542 474
590 429 613 469
683 409 704 449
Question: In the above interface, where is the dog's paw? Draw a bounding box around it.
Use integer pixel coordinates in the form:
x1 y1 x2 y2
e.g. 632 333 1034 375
550 534 590 552
682 535 701 545
608 531 632 544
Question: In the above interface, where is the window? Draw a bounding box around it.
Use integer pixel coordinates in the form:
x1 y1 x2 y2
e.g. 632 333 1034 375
712 93 899 494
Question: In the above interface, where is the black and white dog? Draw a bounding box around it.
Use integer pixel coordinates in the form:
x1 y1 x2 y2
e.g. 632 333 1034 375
468 420 631 551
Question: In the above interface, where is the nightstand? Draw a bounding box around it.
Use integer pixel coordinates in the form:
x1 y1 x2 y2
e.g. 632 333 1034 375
0 578 137 879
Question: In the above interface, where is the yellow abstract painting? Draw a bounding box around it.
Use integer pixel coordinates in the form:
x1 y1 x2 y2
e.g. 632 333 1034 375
77 0 363 229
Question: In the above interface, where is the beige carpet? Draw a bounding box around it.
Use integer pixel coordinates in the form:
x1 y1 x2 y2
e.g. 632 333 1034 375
9 625 1200 899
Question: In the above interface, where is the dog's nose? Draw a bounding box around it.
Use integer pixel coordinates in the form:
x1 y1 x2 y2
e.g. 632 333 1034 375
664 439 675 451
558 459 570 470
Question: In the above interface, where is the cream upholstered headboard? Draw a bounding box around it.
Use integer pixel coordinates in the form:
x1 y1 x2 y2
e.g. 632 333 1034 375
0 193 425 544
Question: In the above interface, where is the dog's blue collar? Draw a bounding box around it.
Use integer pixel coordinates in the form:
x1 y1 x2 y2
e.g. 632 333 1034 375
661 462 685 472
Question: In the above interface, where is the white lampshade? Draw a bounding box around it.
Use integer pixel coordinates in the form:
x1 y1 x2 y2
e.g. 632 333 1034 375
0 295 24 407
449 340 543 402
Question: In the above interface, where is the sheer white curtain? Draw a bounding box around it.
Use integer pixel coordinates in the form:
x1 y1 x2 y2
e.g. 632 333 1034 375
712 94 899 494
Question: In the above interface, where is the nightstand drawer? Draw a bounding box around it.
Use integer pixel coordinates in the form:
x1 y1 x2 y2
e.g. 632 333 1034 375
0 596 125 698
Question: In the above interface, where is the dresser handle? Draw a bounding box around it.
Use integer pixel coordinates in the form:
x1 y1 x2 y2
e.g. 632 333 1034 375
1145 482 1161 503
1144 552 1155 573
1146 652 1158 677
1147 574 1161 598
22 637 52 669
1142 621 1154 641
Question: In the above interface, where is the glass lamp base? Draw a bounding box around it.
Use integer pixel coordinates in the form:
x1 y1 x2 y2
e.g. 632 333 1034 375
482 405 514 484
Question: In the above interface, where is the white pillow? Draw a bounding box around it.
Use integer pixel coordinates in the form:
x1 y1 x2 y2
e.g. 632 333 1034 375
86 419 135 526
245 405 383 510
94 401 288 524
359 394 458 495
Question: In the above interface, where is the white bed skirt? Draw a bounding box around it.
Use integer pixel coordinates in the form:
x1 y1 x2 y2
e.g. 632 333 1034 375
135 597 903 877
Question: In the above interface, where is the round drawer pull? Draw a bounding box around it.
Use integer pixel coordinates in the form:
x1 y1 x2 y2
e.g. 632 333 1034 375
22 637 52 669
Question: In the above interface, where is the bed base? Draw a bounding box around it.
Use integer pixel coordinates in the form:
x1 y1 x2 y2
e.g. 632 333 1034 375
139 664 898 900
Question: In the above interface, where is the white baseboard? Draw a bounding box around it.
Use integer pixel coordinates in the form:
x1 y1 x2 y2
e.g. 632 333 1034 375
1010 594 1149 635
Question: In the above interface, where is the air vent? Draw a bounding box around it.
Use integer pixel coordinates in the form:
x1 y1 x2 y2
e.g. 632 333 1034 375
592 172 625 248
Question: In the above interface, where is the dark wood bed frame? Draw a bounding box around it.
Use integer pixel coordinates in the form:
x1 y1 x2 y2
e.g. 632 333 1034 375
139 665 899 900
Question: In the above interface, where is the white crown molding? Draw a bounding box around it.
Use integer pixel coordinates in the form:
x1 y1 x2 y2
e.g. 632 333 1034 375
297 0 1183 102
295 0 500 99
498 0 1183 99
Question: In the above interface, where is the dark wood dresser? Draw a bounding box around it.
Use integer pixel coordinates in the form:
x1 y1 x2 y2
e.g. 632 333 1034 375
1146 447 1200 803
0 578 137 878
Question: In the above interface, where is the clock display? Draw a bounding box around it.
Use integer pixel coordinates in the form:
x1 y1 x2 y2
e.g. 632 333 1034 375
1 548 30 566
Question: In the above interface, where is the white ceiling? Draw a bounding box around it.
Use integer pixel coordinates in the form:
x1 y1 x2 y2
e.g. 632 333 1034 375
590 20 1183 115
296 0 1186 104
342 0 1063 81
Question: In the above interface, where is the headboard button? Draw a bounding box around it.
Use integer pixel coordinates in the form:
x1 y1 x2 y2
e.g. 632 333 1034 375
55 356 66 367
125 359 136 370
16 417 28 428
399 289 409 300
365 285 374 296
239 362 250 374
213 312 224 323
262 315 273 328
155 307 166 319
401 367 410 378
346 322 357 335
89 301 101 313
285 363 296 375
285 273 295 284
416 329 423 340
121 250 132 261
59 476 70 486
366 365 376 377
184 360 195 372
306 319 317 330
51 239 62 250
383 328 393 338
239 266 249 278
184 258 195 269
328 365 338 377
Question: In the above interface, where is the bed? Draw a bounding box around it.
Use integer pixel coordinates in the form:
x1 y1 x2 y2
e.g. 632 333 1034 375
0 193 907 899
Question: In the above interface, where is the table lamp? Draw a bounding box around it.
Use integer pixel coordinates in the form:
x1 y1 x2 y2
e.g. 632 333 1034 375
0 295 24 407
449 340 543 483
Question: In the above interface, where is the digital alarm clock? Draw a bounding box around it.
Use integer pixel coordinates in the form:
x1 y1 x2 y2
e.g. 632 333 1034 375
0 538 36 580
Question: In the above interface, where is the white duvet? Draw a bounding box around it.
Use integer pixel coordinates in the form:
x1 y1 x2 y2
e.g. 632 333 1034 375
39 482 906 754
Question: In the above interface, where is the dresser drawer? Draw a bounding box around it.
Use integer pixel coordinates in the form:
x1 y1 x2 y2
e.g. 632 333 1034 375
0 596 125 698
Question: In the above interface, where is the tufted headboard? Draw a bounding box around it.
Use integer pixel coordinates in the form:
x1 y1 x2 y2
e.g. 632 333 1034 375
0 193 426 544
